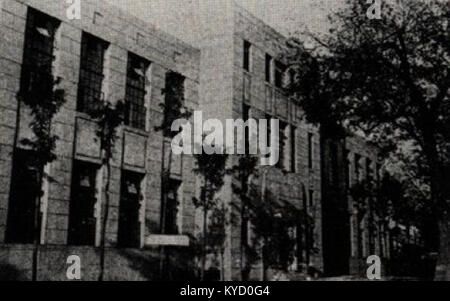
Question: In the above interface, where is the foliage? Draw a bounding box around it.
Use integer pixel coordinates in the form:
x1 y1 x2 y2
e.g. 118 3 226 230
18 70 66 170
156 70 192 138
88 100 125 162
283 0 450 277
192 146 229 280
87 100 124 282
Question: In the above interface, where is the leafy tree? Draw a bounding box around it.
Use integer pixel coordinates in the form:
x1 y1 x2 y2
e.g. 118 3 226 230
230 155 259 280
284 0 450 279
245 184 298 280
206 203 228 280
16 68 66 281
87 100 125 282
155 70 191 278
192 148 228 281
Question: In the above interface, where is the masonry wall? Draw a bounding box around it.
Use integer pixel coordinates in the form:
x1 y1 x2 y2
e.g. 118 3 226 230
0 0 200 280
229 4 323 280
346 136 389 276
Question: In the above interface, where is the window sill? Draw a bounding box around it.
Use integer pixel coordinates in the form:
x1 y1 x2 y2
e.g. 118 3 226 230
144 234 190 247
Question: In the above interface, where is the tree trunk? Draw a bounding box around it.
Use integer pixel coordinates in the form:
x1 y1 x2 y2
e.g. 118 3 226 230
99 162 111 281
159 139 173 280
421 132 449 280
201 201 207 281
32 165 43 282
436 211 450 280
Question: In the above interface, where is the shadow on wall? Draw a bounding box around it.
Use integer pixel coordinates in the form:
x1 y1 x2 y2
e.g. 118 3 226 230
0 262 26 281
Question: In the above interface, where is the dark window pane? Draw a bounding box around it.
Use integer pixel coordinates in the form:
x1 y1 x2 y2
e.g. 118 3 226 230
291 126 296 172
308 133 314 169
124 53 149 130
118 171 143 248
164 179 181 235
77 33 108 114
68 161 98 246
6 149 41 244
243 40 251 71
20 9 58 97
275 61 286 89
265 54 272 82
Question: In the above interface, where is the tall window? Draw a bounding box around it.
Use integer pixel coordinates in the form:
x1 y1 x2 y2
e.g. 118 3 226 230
163 71 185 138
164 179 181 235
354 154 361 182
330 143 339 186
366 159 373 182
77 33 108 114
265 54 273 83
118 171 143 248
5 149 41 243
68 161 99 246
243 40 251 71
308 133 314 169
277 121 288 169
290 126 296 172
309 190 314 208
20 9 59 97
345 149 351 189
124 53 149 130
243 104 250 154
275 61 286 89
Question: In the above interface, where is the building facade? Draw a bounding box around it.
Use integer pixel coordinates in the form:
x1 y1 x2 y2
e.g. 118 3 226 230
0 0 200 280
150 1 324 280
0 0 390 281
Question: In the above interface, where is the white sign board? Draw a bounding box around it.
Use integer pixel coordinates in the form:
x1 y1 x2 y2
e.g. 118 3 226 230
145 235 190 247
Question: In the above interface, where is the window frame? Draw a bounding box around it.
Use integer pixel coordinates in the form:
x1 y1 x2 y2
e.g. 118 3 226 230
77 32 109 114
124 52 150 130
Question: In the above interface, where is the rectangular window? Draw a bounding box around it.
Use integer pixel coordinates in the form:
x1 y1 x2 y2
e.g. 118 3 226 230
266 115 272 149
275 61 286 89
243 104 250 155
20 9 59 97
164 179 181 235
355 154 361 182
124 53 149 130
345 149 351 189
366 159 373 182
118 171 143 248
163 71 185 137
265 54 273 83
290 126 296 172
68 161 99 246
309 190 314 208
277 121 288 169
77 33 108 114
308 133 314 169
243 40 251 71
5 149 41 244
330 143 339 186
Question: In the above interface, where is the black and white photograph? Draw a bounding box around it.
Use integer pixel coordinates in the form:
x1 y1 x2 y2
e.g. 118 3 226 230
0 0 449 286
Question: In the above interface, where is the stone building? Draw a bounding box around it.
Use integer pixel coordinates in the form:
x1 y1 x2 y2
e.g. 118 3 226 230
320 132 390 276
0 0 390 281
0 0 200 280
149 1 324 280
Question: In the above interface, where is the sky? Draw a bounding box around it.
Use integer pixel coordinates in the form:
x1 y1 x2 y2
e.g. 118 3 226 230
107 0 346 38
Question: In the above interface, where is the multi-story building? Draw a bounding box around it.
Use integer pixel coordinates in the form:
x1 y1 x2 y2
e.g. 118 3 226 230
0 0 200 280
150 1 324 281
0 0 390 281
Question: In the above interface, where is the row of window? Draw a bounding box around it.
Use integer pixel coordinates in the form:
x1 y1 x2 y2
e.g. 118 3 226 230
24 8 152 131
4 8 184 246
243 40 287 89
5 148 182 246
243 40 315 173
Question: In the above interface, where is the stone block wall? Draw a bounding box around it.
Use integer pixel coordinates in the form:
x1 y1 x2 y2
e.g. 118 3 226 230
0 0 200 280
